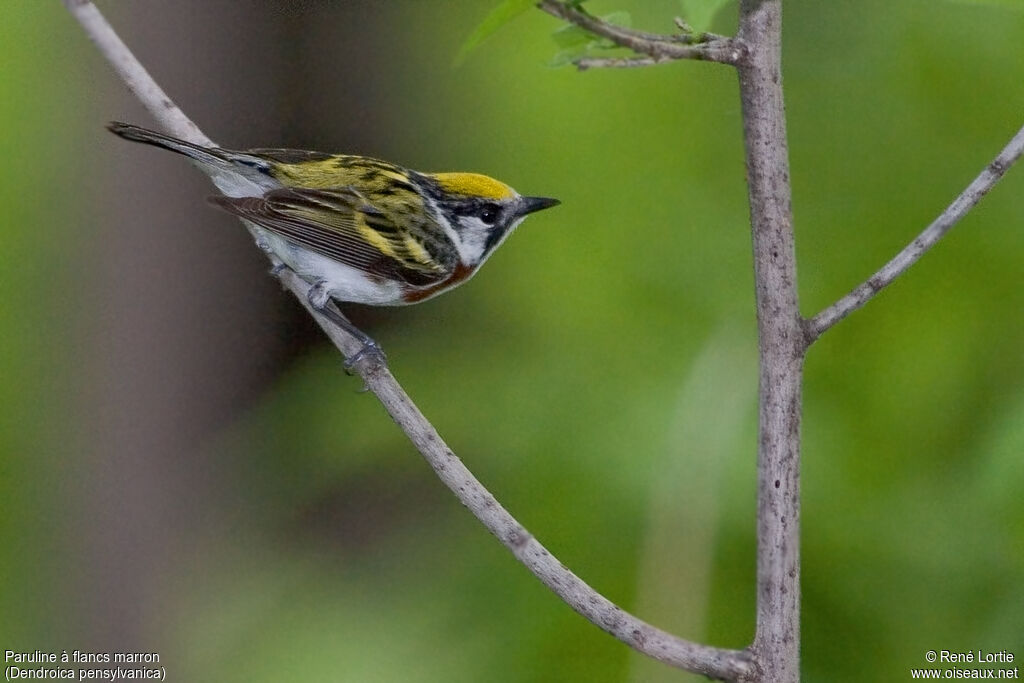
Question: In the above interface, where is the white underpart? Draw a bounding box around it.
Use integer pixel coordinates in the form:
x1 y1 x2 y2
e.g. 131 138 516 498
198 164 405 305
245 220 406 306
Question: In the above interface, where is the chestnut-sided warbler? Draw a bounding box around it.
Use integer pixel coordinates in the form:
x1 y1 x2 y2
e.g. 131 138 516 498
107 122 559 366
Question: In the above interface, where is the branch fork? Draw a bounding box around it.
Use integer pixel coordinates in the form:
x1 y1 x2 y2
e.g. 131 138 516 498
805 122 1024 340
537 0 747 68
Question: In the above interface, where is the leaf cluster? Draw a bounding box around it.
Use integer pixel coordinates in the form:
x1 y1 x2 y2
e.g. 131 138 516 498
457 0 735 68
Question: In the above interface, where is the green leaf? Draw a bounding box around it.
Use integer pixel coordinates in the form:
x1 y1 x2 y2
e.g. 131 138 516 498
598 9 632 28
548 10 631 65
678 0 733 33
552 24 594 49
551 10 631 48
455 0 537 66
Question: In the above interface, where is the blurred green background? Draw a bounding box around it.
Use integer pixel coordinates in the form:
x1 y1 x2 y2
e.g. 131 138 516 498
2 1 1022 681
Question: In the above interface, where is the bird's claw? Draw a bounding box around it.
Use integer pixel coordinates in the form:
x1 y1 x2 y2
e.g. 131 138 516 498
343 339 387 376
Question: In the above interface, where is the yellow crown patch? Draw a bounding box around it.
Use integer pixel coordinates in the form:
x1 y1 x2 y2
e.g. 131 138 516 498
431 172 515 200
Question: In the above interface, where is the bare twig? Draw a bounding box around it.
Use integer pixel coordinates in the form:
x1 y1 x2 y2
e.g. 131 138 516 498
537 0 746 65
576 55 666 71
672 17 729 44
62 0 755 678
735 1 803 682
806 123 1024 341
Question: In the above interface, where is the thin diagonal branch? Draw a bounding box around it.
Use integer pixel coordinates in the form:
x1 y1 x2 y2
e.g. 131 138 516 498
537 0 746 66
62 0 755 679
806 123 1024 341
285 272 755 681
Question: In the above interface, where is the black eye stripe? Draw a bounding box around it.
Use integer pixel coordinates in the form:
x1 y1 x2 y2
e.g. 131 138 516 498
449 200 502 226
463 202 498 225
479 205 499 224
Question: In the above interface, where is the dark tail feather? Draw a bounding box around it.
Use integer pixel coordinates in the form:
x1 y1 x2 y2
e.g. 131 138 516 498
106 121 227 166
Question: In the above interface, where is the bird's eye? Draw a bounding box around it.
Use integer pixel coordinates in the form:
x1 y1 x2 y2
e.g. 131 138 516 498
478 205 500 225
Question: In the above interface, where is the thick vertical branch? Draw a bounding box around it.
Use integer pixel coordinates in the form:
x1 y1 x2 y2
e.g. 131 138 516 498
735 2 803 682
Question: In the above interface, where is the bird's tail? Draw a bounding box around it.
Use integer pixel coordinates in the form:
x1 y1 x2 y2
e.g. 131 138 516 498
107 122 280 197
107 121 229 166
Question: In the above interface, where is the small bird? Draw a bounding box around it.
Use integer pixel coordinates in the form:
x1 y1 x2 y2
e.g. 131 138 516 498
107 122 559 367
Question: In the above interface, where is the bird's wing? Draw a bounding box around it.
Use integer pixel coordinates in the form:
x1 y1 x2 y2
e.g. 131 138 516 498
209 187 453 287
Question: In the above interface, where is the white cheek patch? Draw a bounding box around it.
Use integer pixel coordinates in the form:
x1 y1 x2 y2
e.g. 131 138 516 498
454 217 491 265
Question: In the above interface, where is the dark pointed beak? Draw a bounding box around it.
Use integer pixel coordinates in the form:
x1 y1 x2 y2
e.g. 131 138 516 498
519 196 560 216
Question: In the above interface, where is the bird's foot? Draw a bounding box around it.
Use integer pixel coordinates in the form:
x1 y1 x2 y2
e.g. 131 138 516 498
343 338 388 377
306 280 388 380
269 261 290 278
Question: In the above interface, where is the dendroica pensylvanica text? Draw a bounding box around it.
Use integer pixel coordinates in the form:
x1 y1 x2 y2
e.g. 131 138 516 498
108 122 559 366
